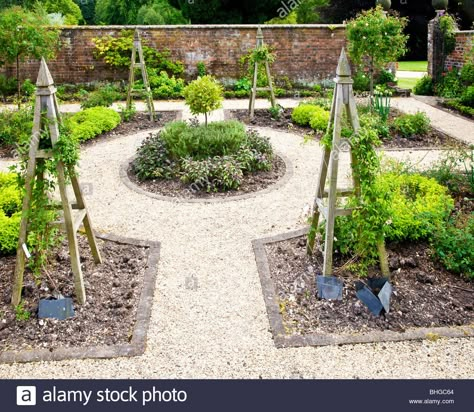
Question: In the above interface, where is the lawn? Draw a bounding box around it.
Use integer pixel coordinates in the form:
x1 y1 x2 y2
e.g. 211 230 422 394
397 77 418 90
397 61 428 72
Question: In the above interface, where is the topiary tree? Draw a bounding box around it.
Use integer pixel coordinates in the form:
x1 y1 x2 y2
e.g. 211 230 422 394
0 6 60 107
183 75 223 126
346 5 408 99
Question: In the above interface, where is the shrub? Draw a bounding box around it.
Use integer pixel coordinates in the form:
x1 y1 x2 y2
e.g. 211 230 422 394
246 129 273 156
377 69 396 86
66 107 121 142
291 104 321 126
391 112 430 138
0 74 17 100
432 213 474 279
146 70 185 99
353 71 370 92
196 62 207 77
460 86 474 108
160 120 247 160
80 85 121 109
379 173 454 241
0 210 21 256
309 107 330 132
436 67 463 98
183 75 223 126
413 75 434 96
132 133 177 180
0 106 33 147
234 77 252 92
460 63 474 85
181 156 243 192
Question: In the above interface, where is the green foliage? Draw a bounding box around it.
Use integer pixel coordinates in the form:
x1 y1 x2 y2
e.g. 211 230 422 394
0 74 16 100
21 79 35 97
461 63 474 84
160 120 246 160
432 213 474 279
93 30 184 77
118 103 136 122
268 104 283 120
377 69 396 85
14 301 30 321
460 85 474 107
372 85 392 121
353 71 370 92
391 112 430 138
40 0 84 25
234 77 251 92
183 75 223 125
136 0 187 25
413 75 434 96
437 67 463 98
0 171 22 255
291 104 322 126
346 6 408 95
0 105 33 147
146 70 184 99
439 14 457 56
94 0 148 25
309 107 330 131
66 107 121 142
0 210 20 255
443 99 474 117
196 61 207 78
133 120 274 192
132 132 177 180
250 45 275 65
380 173 454 241
181 156 243 192
80 84 121 109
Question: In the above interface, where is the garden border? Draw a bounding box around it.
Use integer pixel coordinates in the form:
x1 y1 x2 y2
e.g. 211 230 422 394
120 152 294 204
253 227 474 348
0 233 160 364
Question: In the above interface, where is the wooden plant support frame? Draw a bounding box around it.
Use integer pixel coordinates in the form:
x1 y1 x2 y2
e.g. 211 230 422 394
249 27 276 119
306 49 389 278
126 29 155 121
11 58 102 306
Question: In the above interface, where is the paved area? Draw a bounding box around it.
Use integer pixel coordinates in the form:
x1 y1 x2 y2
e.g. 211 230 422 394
0 98 472 379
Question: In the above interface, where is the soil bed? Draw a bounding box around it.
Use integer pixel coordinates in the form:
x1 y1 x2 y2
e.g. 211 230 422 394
265 234 474 336
127 154 286 200
0 236 149 352
0 111 179 159
226 108 465 149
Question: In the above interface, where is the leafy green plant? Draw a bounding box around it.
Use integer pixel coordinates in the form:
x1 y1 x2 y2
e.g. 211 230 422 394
0 105 33 147
269 105 283 120
439 14 457 56
234 77 251 92
21 78 35 98
14 301 30 321
436 67 463 98
93 30 184 77
66 107 121 142
291 104 322 126
443 99 474 117
353 71 370 92
145 70 185 99
413 75 434 96
460 86 474 108
346 5 408 98
183 75 223 126
460 63 474 85
377 69 396 86
309 107 330 132
118 103 136 122
0 210 21 256
80 84 121 109
432 213 474 279
196 61 207 77
0 6 61 107
0 171 22 256
372 85 392 121
391 112 430 138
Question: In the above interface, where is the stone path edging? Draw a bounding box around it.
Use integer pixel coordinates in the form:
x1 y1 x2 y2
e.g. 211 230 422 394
0 233 160 364
253 227 474 349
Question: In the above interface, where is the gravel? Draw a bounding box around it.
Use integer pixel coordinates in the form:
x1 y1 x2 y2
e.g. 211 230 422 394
0 99 473 379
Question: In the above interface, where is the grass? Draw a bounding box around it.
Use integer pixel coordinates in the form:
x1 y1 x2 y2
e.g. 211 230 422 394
397 77 419 90
397 61 428 72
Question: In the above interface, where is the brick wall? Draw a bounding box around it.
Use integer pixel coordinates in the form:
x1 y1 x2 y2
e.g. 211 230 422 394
445 30 474 70
0 24 346 86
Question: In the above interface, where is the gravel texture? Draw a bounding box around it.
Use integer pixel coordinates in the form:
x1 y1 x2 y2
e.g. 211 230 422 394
0 98 473 379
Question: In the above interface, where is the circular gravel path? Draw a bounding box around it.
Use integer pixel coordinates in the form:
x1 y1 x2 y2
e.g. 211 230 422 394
0 125 473 379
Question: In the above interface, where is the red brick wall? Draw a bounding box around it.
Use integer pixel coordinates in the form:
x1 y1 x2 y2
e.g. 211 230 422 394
445 30 474 70
1 24 346 85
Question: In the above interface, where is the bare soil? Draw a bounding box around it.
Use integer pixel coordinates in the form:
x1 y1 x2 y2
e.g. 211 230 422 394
226 108 465 149
265 236 474 336
0 236 149 352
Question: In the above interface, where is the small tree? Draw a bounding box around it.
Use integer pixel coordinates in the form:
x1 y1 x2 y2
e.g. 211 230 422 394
346 5 408 99
183 75 223 126
0 6 60 107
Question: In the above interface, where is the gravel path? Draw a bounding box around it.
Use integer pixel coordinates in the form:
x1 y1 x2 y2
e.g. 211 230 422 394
0 100 473 379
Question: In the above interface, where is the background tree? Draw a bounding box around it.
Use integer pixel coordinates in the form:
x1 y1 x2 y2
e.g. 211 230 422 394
136 0 187 25
346 5 408 98
0 6 61 107
74 0 96 24
95 0 148 24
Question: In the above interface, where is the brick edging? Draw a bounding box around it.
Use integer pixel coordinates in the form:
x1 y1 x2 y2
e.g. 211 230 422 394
0 233 161 364
252 227 474 348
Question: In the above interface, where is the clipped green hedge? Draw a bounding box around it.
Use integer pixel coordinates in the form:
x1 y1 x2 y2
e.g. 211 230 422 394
0 172 22 256
292 104 330 131
66 107 121 142
379 173 454 241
